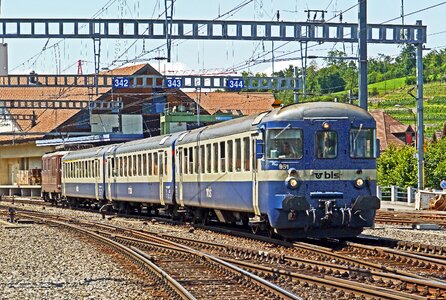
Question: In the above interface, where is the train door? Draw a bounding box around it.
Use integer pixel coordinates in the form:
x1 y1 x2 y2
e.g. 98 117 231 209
177 147 184 207
105 157 112 201
94 159 100 201
252 134 261 215
158 150 165 206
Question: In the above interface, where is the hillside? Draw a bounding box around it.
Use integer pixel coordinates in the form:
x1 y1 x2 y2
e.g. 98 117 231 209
368 80 446 138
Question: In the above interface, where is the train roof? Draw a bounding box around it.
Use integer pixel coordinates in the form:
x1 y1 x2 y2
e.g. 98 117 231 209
177 102 373 144
61 102 374 159
112 131 183 155
264 102 374 122
63 145 115 161
42 151 70 159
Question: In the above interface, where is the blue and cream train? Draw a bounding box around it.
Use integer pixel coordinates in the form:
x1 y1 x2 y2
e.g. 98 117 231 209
45 102 381 238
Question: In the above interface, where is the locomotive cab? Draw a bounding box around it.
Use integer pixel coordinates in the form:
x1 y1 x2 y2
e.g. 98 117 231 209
256 104 381 238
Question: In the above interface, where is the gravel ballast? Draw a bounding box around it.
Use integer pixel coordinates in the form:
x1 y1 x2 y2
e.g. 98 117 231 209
0 224 161 300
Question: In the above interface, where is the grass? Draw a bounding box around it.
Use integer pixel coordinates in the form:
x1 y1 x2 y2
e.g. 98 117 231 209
369 77 407 94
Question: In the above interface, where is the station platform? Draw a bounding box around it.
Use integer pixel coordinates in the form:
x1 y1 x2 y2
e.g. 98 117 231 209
0 185 41 198
380 201 417 211
379 200 446 214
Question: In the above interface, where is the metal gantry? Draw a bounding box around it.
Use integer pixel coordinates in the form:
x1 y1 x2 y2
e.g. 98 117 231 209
0 74 298 91
0 100 123 110
0 18 426 44
0 113 35 120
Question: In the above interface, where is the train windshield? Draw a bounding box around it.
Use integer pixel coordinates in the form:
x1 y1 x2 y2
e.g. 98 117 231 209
349 127 375 158
316 131 337 159
266 128 303 159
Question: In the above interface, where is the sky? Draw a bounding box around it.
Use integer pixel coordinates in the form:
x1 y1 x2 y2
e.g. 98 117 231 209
0 0 445 76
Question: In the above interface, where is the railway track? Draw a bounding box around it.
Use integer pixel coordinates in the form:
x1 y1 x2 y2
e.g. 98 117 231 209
376 210 446 227
9 207 445 300
2 200 446 299
8 209 300 300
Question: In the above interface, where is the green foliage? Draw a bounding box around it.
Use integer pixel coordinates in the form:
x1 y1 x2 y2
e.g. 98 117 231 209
317 66 346 93
378 138 446 189
377 144 417 187
425 138 446 189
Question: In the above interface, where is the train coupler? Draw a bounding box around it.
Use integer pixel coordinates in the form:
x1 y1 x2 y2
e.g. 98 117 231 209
339 207 352 225
305 208 316 224
320 199 336 223
288 210 297 221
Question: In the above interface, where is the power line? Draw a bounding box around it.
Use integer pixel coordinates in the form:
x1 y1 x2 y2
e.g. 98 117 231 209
10 0 120 72
381 1 446 24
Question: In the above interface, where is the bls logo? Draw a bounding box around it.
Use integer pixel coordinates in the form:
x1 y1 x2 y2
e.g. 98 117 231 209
314 171 340 179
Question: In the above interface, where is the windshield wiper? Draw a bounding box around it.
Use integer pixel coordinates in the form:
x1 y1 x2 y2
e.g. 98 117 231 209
273 123 291 139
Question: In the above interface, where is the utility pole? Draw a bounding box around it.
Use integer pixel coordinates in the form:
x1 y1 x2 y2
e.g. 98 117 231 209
294 66 299 104
416 20 424 190
164 0 174 62
358 0 368 110
401 0 405 25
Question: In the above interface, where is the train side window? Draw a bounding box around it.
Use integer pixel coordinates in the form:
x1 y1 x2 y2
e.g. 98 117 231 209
193 146 199 174
159 152 164 176
227 140 233 172
252 138 257 171
142 154 147 176
213 143 218 173
235 139 241 172
148 153 153 175
189 147 194 174
164 151 168 176
220 141 226 173
206 144 211 173
243 137 250 171
128 156 133 177
153 152 158 175
200 145 205 174
123 156 128 177
183 148 188 174
137 154 141 176
117 157 122 177
316 131 337 159
132 155 137 176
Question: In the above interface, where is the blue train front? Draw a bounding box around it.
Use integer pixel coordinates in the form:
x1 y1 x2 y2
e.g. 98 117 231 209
255 102 380 238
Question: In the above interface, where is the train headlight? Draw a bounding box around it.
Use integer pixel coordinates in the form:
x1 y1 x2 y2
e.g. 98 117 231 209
354 178 365 189
286 177 299 189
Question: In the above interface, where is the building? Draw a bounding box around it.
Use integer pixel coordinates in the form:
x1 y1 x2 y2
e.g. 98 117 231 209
0 64 202 190
186 91 276 116
370 110 416 151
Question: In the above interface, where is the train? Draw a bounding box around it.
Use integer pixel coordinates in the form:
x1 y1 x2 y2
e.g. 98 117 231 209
41 102 380 238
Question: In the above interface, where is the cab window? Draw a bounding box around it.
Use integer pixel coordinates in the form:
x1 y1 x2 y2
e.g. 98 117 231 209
266 128 303 159
350 128 375 158
316 131 337 159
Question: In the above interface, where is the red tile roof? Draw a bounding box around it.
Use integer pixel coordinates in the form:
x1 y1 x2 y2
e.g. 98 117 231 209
0 64 147 143
370 109 415 150
185 92 275 115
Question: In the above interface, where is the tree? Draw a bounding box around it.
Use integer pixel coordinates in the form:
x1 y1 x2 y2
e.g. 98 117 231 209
394 44 416 77
316 66 346 94
425 137 446 188
377 144 417 187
